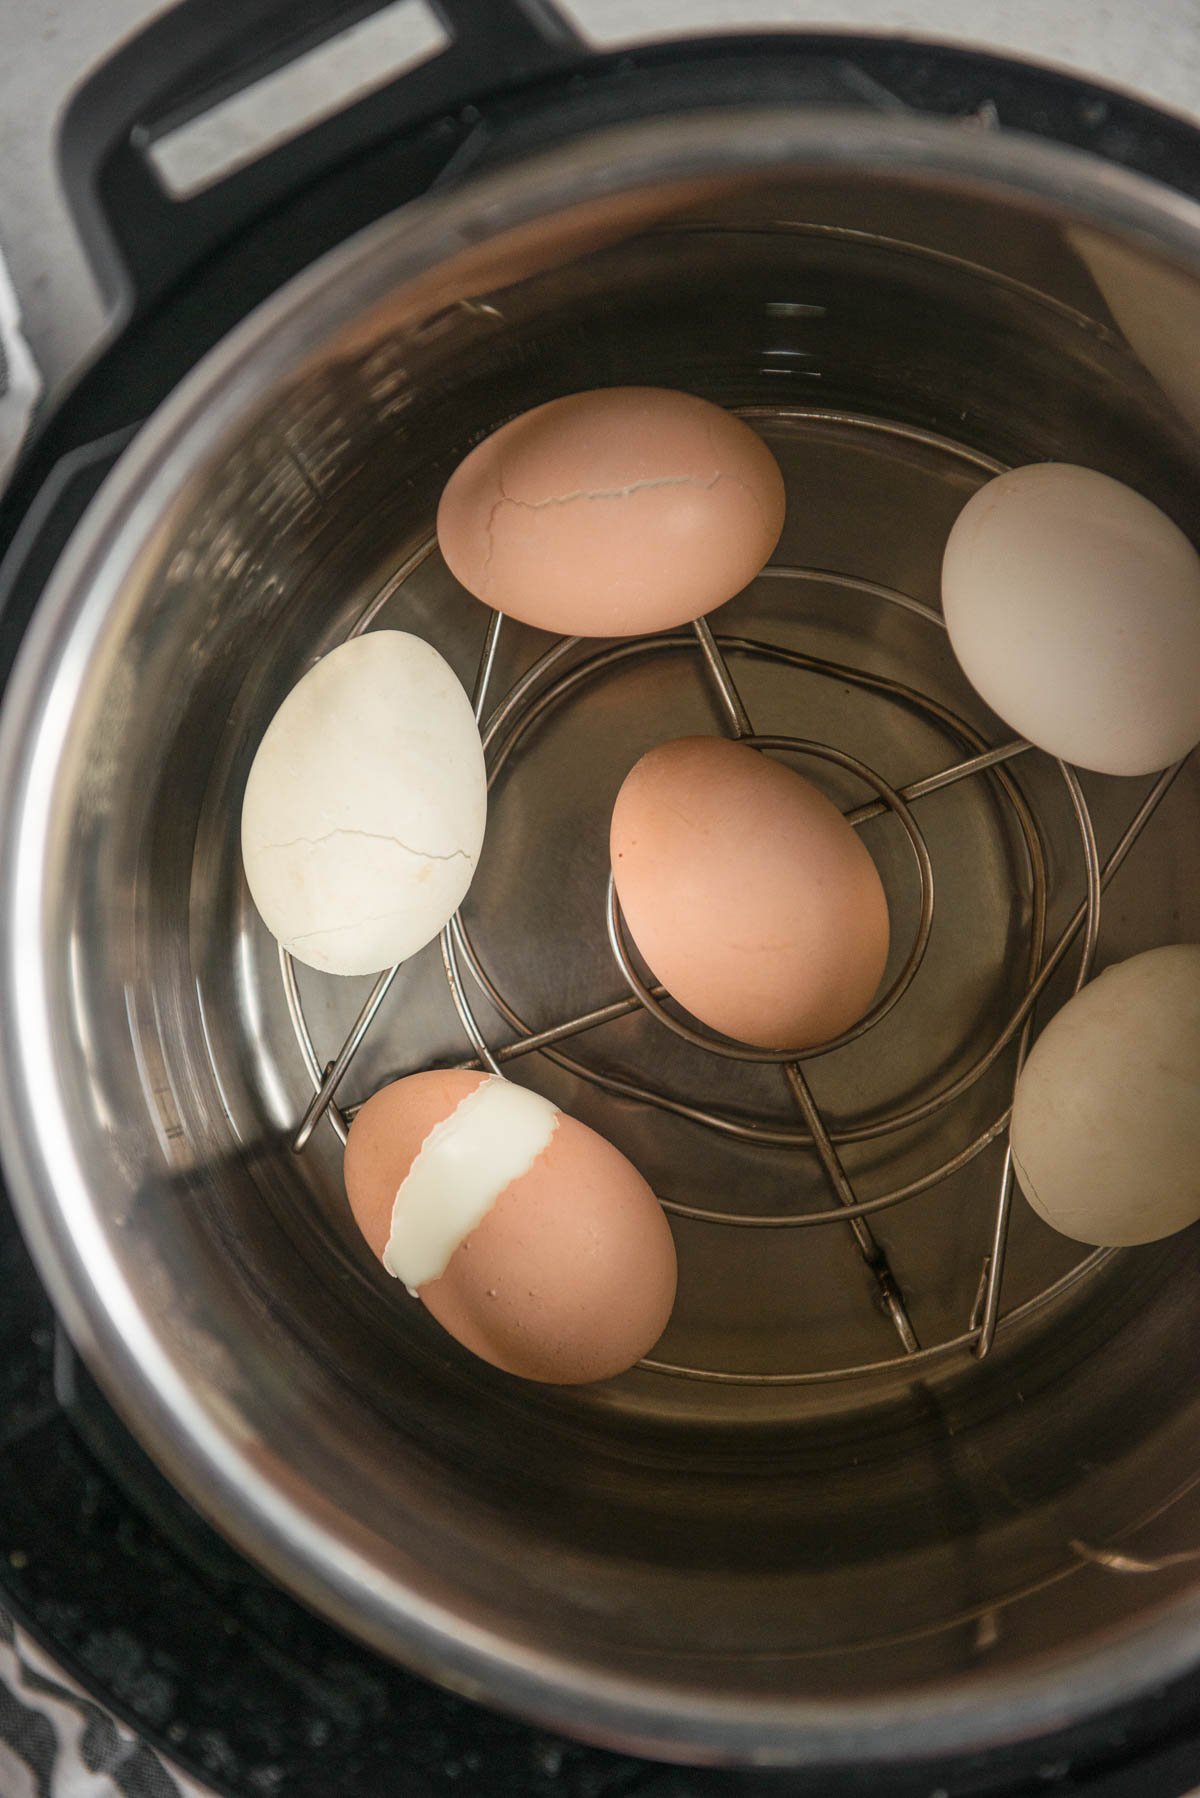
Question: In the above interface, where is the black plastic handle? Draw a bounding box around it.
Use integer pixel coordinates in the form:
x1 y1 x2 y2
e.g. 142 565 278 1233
59 0 588 317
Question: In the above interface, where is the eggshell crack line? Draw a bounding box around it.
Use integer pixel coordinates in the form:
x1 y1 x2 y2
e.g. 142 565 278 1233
479 465 724 591
263 826 471 860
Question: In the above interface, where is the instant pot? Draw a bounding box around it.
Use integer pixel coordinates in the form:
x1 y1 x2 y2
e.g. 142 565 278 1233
6 4 1200 1793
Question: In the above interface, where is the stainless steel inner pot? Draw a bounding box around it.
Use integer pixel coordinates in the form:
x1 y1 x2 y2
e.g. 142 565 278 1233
4 108 1200 1769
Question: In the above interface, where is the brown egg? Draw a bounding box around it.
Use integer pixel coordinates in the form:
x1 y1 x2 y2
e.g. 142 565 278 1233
610 737 890 1049
436 387 785 637
344 1069 677 1384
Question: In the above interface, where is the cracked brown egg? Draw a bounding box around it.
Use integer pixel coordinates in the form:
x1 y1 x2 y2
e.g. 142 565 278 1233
344 1070 678 1383
241 632 486 975
436 387 786 637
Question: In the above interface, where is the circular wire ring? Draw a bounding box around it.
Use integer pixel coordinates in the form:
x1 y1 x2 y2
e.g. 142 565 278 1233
278 409 1121 1385
452 628 1056 1150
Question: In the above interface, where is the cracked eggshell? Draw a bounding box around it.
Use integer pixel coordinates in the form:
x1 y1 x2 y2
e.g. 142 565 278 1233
1010 945 1200 1246
344 1070 678 1384
241 632 486 975
436 387 785 636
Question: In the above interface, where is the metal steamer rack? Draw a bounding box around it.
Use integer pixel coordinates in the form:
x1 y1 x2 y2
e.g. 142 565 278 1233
280 410 1186 1387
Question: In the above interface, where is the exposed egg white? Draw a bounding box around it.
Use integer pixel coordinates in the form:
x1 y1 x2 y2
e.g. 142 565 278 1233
382 1076 560 1289
241 631 486 975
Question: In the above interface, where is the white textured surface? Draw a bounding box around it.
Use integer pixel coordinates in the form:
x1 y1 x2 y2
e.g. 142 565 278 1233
0 238 40 487
149 0 447 198
1 1607 211 1795
383 1075 559 1287
1 1 1200 391
569 0 1200 120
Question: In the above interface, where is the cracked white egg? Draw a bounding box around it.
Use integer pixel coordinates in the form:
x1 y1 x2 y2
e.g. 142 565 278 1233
436 386 786 636
241 631 486 975
1010 945 1200 1247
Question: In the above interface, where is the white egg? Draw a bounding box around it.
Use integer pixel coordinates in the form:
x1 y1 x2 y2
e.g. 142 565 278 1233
942 463 1200 776
241 632 486 976
1010 945 1200 1247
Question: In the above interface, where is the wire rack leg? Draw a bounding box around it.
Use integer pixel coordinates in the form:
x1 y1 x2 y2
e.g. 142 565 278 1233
292 963 400 1151
786 1065 920 1352
688 617 921 1354
289 612 504 1151
970 757 1185 1356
